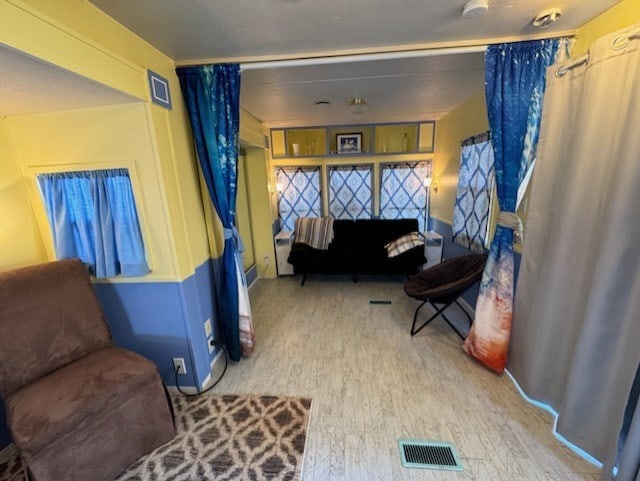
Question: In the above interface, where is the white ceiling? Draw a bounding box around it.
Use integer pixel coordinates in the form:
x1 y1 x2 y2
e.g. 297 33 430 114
0 44 137 116
87 0 619 127
240 52 486 127
3 1 622 126
89 0 618 62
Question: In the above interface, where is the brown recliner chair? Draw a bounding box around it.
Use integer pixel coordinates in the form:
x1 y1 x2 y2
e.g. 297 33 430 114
0 259 176 481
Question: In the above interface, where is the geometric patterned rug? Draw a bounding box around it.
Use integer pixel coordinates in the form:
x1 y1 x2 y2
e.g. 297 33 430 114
0 393 312 481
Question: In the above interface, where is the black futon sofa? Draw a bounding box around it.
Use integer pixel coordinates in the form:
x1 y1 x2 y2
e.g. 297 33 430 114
287 218 426 285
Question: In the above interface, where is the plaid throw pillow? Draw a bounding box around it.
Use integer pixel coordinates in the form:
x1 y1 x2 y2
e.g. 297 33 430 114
294 217 334 250
385 232 424 257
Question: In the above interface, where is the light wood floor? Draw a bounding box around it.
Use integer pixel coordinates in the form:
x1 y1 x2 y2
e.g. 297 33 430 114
215 276 601 481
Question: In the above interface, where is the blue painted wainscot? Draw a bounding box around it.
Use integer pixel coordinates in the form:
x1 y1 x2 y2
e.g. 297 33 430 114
93 257 222 389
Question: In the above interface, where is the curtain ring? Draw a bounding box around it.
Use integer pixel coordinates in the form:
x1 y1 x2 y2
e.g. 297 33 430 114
555 52 589 78
611 34 631 51
611 27 640 51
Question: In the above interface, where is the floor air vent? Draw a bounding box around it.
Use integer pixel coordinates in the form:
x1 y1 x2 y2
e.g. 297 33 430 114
398 439 463 471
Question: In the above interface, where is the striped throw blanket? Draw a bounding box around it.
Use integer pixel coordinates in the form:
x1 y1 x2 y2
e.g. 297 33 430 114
294 217 334 250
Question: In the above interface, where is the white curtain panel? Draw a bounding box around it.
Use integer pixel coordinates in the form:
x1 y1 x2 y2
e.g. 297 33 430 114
509 24 640 478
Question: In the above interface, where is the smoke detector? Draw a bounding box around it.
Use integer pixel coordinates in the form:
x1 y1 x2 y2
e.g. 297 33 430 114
462 0 489 17
533 8 563 28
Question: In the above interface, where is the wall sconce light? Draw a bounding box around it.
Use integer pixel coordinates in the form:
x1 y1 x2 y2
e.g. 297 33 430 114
423 177 432 232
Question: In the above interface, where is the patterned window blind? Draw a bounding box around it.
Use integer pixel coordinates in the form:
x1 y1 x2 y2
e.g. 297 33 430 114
452 132 495 253
380 161 430 232
328 164 373 220
275 166 322 231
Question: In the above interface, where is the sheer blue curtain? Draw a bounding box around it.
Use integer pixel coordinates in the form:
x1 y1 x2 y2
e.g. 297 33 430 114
463 39 560 372
37 169 149 278
176 64 253 362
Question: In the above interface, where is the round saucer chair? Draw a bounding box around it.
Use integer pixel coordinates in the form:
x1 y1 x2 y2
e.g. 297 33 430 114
404 253 487 339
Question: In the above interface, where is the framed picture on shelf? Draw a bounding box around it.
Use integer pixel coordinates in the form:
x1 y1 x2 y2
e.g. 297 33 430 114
336 133 362 154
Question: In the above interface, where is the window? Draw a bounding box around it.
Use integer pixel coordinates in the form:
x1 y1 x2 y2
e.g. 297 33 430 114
328 164 373 220
275 166 322 231
380 161 430 231
37 169 149 278
452 132 495 252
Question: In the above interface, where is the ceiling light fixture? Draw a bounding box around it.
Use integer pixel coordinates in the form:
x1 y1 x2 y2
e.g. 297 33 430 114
533 8 563 28
347 96 367 114
462 0 489 17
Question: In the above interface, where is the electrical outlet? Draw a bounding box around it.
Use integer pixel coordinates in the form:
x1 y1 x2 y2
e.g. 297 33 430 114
263 255 269 266
172 357 186 375
207 336 215 354
204 318 212 337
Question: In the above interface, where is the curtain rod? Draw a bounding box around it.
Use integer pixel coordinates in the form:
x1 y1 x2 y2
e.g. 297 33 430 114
175 30 577 68
239 45 487 71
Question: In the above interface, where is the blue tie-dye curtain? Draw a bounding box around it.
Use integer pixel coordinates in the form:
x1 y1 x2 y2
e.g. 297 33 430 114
176 64 245 362
463 39 560 373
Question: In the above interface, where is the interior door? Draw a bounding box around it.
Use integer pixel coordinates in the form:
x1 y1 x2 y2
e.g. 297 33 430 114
235 154 255 271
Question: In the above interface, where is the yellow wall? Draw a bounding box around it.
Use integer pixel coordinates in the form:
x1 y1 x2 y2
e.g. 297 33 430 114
573 0 640 57
0 118 46 270
6 104 182 281
246 147 277 278
432 93 489 224
236 155 255 270
0 0 211 280
240 110 266 149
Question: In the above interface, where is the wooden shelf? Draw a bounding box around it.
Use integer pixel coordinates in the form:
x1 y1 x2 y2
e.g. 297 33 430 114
270 121 435 159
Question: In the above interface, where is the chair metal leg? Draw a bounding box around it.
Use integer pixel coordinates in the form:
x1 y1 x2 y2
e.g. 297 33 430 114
22 453 31 481
300 273 307 286
440 299 474 340
410 300 428 336
454 299 473 325
411 299 456 336
441 312 465 340
412 298 474 340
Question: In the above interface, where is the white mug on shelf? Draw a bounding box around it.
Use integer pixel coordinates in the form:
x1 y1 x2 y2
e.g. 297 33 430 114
292 143 300 156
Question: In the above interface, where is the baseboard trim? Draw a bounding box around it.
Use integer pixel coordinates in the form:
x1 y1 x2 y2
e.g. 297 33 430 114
245 264 258 287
